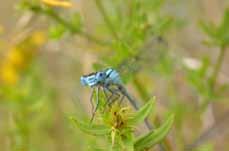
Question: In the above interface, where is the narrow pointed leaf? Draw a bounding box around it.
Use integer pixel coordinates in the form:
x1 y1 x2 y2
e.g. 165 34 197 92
69 117 110 135
122 133 135 151
128 97 155 125
199 21 218 40
219 9 229 34
134 114 174 151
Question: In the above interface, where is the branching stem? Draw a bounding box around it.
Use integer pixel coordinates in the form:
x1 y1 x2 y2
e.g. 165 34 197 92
94 0 119 41
209 46 227 89
28 3 110 46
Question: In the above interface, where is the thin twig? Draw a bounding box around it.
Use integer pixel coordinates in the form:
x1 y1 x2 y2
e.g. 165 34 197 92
28 3 110 46
189 46 228 150
94 0 119 41
185 110 229 150
209 46 227 89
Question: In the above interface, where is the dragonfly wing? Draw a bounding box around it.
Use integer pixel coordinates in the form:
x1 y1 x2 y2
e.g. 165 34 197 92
104 69 122 85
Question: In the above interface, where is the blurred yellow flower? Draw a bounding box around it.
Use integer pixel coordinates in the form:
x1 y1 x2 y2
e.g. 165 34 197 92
0 63 19 85
32 31 46 46
0 31 47 86
7 48 25 68
42 0 73 8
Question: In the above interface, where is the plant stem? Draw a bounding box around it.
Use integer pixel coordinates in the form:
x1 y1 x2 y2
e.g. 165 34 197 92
209 46 227 89
28 4 110 46
185 110 229 151
188 46 227 150
94 0 119 41
133 77 150 101
132 77 173 151
201 46 227 110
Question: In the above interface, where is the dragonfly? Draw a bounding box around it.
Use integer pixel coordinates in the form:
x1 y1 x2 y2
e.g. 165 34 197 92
80 68 152 129
80 37 167 151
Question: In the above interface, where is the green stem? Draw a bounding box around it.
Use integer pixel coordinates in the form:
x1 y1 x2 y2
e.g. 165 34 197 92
191 46 228 150
132 76 173 151
28 3 110 46
94 0 119 41
209 46 227 89
201 46 227 110
132 77 150 102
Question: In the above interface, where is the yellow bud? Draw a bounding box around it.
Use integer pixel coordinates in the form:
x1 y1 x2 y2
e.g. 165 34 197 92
42 0 73 8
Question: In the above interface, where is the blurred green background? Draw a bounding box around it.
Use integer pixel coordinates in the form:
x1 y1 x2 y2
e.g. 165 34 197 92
0 0 229 151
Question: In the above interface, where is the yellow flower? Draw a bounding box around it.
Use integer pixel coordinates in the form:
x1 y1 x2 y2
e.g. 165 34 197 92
0 63 19 85
31 31 46 46
42 0 73 8
0 31 46 86
7 48 25 68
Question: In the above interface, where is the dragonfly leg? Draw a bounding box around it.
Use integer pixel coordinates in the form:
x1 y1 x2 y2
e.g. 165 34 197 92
106 86 120 107
102 89 114 113
102 87 109 100
90 87 100 123
108 92 120 106
118 95 125 106
101 86 118 112
89 88 95 114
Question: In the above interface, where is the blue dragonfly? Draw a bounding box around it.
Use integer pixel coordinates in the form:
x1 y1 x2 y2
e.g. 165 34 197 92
80 68 152 129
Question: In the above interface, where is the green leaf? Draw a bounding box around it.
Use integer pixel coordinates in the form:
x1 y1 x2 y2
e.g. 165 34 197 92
48 24 66 40
200 8 229 47
219 8 229 35
134 114 174 151
69 117 110 135
152 17 174 35
128 97 155 125
195 143 214 151
70 13 82 32
122 133 135 151
219 8 229 46
199 21 218 41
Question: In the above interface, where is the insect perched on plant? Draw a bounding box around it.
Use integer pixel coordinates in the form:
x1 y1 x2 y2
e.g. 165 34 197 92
80 68 152 129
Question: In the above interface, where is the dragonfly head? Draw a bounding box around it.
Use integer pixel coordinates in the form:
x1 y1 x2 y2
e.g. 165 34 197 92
95 71 107 84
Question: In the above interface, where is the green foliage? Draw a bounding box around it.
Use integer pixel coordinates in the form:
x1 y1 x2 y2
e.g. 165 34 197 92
69 117 110 136
195 143 214 151
185 8 229 111
200 8 229 48
49 24 66 40
19 0 83 38
184 57 214 106
134 114 174 151
127 97 155 125
70 98 173 151
0 61 54 151
3 0 228 151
